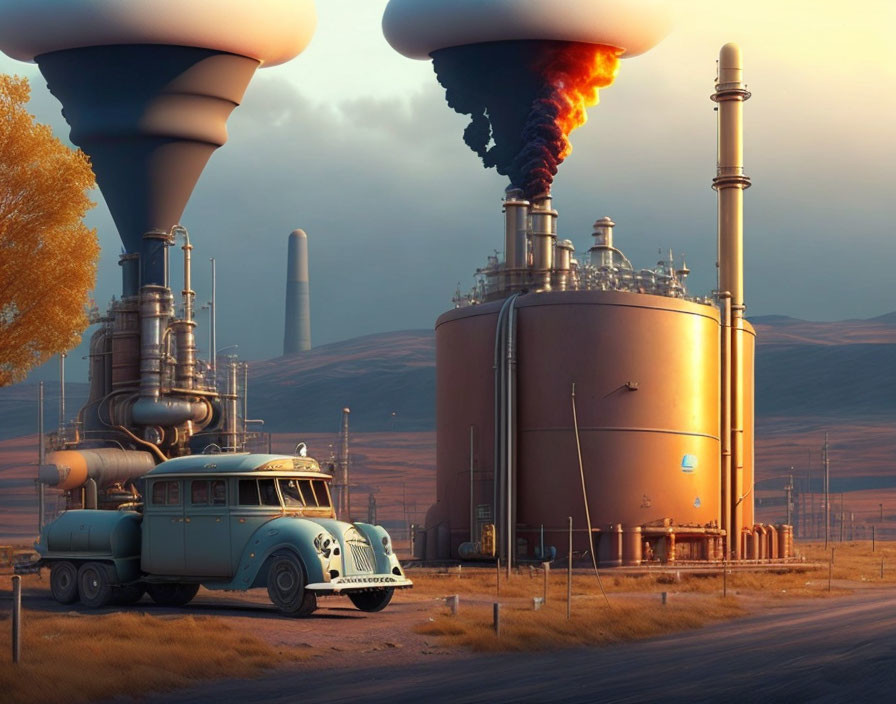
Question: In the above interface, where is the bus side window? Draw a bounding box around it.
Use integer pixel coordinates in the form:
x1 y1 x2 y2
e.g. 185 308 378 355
259 479 280 507
152 481 166 505
238 480 260 506
211 480 227 506
191 480 209 505
167 481 181 505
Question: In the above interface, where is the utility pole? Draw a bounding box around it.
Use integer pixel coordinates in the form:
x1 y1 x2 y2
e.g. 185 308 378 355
38 382 45 530
336 408 351 520
807 447 814 538
58 353 66 437
209 257 217 380
823 433 830 549
785 472 794 528
367 492 377 525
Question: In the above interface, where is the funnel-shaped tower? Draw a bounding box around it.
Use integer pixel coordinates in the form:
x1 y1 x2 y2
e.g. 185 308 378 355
0 0 317 288
384 0 672 198
37 46 258 286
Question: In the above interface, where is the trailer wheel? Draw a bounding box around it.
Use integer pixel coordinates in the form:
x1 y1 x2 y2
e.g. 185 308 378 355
348 588 394 613
78 562 114 608
267 553 317 617
50 561 79 604
146 583 199 607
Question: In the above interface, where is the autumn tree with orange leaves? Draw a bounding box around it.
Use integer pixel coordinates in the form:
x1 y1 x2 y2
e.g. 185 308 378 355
0 74 98 386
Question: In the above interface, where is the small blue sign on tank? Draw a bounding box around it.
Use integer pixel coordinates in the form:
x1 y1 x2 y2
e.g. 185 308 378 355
681 454 698 472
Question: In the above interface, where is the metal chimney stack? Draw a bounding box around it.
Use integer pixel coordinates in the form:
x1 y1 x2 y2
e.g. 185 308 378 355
712 43 751 558
283 229 312 355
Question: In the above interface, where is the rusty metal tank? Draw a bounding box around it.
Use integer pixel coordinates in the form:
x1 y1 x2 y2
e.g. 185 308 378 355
429 289 723 560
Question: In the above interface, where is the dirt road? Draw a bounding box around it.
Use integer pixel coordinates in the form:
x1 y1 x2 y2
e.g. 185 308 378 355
111 587 896 704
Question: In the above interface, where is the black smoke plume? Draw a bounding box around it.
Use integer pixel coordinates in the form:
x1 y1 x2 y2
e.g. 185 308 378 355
433 40 578 200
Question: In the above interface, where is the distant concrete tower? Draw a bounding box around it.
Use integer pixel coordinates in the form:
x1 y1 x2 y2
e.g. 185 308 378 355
283 229 311 354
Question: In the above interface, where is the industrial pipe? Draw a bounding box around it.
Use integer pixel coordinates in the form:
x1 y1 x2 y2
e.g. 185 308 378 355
170 226 198 391
720 292 732 559
38 381 45 530
84 478 98 509
493 293 520 571
40 448 156 490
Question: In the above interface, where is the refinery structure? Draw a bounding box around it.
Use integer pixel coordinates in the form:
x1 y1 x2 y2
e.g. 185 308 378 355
0 1 319 516
384 0 792 566
0 0 792 569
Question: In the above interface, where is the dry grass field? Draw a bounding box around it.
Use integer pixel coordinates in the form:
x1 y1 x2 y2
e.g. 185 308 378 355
415 596 745 652
1 543 895 701
408 541 896 652
0 575 312 704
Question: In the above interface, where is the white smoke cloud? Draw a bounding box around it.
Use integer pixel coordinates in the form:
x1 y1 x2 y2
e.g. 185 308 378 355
383 0 673 59
0 0 316 66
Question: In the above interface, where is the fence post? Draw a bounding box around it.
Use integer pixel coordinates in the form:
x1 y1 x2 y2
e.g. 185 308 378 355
493 603 501 637
12 575 22 664
567 516 572 621
828 553 833 591
542 561 550 604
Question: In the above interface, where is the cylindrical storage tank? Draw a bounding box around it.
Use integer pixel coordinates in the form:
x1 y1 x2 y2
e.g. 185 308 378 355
767 524 778 560
755 526 767 560
433 290 721 560
624 525 642 566
44 509 141 556
746 528 758 559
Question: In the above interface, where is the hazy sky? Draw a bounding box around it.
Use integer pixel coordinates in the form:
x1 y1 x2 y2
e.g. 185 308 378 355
2 0 894 379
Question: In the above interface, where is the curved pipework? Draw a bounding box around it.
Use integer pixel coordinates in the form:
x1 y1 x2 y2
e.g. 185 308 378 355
131 395 211 427
133 277 207 429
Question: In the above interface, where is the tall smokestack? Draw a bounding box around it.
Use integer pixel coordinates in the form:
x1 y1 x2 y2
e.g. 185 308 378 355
712 42 751 559
283 229 311 354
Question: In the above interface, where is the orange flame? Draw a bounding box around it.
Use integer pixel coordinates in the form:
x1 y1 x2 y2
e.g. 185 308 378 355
539 44 621 159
